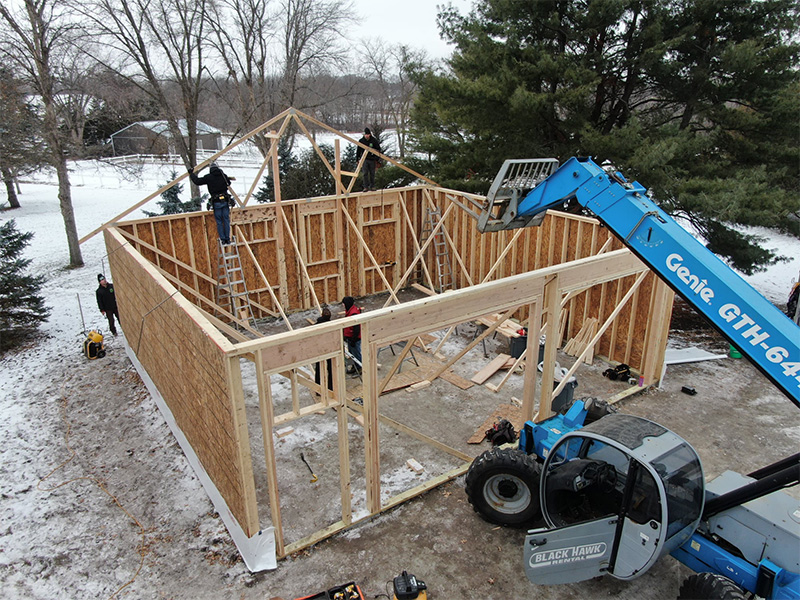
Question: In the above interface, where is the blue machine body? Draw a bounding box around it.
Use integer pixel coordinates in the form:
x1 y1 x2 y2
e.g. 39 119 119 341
502 157 799 596
672 535 800 599
515 156 800 407
518 398 588 460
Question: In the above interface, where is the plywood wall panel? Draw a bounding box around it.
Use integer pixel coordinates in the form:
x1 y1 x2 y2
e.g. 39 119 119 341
117 189 670 374
104 229 256 535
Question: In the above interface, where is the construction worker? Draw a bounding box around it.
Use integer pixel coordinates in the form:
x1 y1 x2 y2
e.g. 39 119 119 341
96 273 121 336
314 306 334 393
341 297 362 375
356 128 381 191
189 162 235 244
787 281 799 324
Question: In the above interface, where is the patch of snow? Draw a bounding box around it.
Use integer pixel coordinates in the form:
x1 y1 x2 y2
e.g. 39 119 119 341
2 158 799 595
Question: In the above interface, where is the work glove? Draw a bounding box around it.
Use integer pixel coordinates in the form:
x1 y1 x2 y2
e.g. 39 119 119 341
206 202 212 211
228 198 235 208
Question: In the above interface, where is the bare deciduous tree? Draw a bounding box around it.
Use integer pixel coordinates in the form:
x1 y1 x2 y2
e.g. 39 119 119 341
205 0 281 156
0 0 83 266
205 0 356 157
278 0 354 109
75 0 210 174
0 67 45 208
360 41 429 159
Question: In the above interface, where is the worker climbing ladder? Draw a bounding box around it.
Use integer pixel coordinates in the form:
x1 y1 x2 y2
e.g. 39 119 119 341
420 206 454 293
216 237 257 330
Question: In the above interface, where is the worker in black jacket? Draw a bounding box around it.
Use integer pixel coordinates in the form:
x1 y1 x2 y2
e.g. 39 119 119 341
96 273 121 336
356 127 382 191
189 162 235 244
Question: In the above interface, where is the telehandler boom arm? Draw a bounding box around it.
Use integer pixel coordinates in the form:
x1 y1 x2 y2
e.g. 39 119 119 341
478 156 800 406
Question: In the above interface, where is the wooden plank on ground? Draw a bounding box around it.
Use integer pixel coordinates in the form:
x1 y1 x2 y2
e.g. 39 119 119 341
471 353 511 385
467 403 525 444
440 369 474 390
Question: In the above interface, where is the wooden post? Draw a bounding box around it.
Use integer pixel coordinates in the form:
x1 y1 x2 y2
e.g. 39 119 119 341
642 277 674 386
255 351 284 557
536 275 560 422
270 135 290 308
334 354 352 525
522 300 542 422
226 356 260 536
334 139 344 196
361 324 381 514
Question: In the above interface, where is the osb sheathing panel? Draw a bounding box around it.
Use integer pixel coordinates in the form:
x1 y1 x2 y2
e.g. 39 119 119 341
117 187 666 372
103 228 255 533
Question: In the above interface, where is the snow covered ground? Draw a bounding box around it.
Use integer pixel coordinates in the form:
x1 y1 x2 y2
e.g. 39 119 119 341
1 159 798 598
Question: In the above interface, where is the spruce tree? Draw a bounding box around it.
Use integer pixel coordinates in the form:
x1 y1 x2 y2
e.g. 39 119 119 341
412 0 799 272
144 172 200 216
0 220 50 352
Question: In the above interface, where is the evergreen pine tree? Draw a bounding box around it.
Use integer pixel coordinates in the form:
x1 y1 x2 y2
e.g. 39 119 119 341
412 0 799 272
144 172 200 216
0 220 50 352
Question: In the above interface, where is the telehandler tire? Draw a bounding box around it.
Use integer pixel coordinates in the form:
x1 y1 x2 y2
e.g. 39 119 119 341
465 448 541 527
677 572 746 599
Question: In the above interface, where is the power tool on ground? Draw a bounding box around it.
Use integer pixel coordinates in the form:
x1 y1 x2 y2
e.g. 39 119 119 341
83 330 106 359
392 571 427 600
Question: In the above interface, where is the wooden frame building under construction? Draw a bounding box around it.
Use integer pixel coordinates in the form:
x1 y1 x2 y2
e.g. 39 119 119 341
92 108 674 571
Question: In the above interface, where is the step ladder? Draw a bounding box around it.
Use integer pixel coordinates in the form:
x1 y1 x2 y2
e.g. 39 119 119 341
420 206 454 293
216 236 257 330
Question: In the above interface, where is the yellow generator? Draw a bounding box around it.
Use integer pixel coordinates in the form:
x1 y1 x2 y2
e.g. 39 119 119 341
83 330 106 359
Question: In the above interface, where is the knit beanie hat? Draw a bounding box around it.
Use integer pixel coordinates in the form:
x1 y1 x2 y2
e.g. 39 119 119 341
98 273 106 282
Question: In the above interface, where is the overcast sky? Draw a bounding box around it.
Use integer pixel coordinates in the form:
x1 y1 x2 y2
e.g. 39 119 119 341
349 0 473 59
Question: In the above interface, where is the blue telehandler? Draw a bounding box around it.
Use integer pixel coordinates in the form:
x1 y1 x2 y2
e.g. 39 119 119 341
465 157 799 598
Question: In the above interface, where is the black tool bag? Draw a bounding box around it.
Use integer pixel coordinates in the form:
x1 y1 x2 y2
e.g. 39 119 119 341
603 363 630 381
486 419 517 446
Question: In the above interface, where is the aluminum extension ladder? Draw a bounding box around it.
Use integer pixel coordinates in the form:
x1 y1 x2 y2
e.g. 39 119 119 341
216 236 257 330
420 206 454 293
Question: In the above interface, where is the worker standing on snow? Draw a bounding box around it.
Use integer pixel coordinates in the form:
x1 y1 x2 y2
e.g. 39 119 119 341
96 274 121 336
189 162 235 244
356 128 381 192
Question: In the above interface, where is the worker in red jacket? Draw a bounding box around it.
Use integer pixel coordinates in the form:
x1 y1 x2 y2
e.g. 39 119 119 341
342 296 362 374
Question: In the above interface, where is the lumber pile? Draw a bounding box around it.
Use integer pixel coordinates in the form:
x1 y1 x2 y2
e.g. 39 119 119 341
476 313 521 339
564 317 598 364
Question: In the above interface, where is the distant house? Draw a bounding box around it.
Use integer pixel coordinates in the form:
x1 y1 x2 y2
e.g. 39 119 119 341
109 120 222 157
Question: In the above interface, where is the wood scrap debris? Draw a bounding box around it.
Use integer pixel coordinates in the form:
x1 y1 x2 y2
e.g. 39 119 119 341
407 380 432 392
471 353 511 385
564 317 598 364
476 313 521 339
440 369 474 390
276 426 294 438
406 458 425 473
